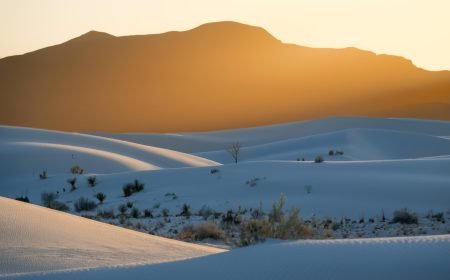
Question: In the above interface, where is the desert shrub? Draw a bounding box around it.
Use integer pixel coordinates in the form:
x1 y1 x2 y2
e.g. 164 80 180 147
70 165 84 174
95 192 106 204
97 209 115 219
392 208 418 224
118 204 128 214
41 192 58 206
198 205 215 220
161 208 170 217
87 176 97 187
126 201 133 208
179 203 191 217
222 207 244 225
131 207 141 218
123 179 145 197
429 212 445 223
144 209 153 218
74 197 97 212
210 168 220 174
328 150 335 156
41 192 69 211
314 156 324 163
164 192 178 200
67 177 77 191
335 150 344 155
269 193 286 224
15 195 30 203
240 219 272 246
178 222 225 241
195 222 225 240
275 208 311 240
177 224 195 241
251 209 265 219
39 170 48 180
246 177 261 187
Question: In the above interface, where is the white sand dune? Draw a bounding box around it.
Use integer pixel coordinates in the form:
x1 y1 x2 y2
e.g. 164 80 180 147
11 235 450 280
1 117 450 279
93 116 450 153
197 128 450 163
0 197 225 277
0 126 219 177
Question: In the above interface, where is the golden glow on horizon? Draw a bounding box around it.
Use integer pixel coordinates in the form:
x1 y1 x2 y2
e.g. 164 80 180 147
0 0 449 70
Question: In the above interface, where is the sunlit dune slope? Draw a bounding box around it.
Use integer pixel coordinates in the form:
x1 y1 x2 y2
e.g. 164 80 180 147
0 126 219 177
0 197 225 276
1 22 449 132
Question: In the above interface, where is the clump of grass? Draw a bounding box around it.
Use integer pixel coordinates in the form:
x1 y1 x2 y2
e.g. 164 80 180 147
74 197 97 212
177 222 225 241
240 219 272 246
87 176 97 187
314 156 324 163
70 165 84 174
95 192 106 204
41 192 69 211
123 180 144 197
392 208 418 224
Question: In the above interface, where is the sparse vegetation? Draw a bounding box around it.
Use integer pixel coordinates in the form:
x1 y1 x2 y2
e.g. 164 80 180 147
41 192 69 211
131 207 141 218
87 176 97 187
314 155 324 163
178 222 225 241
198 205 215 220
269 193 286 224
95 192 106 204
97 209 115 219
275 208 311 240
210 168 220 174
118 204 127 215
246 177 262 187
179 203 191 217
161 208 170 217
226 142 241 164
15 195 30 203
392 208 418 224
144 209 153 218
39 170 48 180
74 197 97 212
70 165 84 174
240 219 272 246
67 177 77 191
123 179 144 197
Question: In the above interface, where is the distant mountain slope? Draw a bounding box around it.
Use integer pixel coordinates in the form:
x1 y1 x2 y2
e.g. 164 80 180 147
0 21 449 132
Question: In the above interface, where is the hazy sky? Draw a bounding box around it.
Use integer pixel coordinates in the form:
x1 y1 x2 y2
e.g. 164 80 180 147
1 0 449 70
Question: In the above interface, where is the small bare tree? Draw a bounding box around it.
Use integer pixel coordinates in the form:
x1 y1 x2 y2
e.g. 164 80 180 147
227 142 241 164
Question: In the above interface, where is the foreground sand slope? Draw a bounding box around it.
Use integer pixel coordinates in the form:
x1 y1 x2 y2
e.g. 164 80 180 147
12 235 450 280
0 197 225 277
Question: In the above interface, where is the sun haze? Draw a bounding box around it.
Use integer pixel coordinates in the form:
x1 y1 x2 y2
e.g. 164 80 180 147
0 0 449 71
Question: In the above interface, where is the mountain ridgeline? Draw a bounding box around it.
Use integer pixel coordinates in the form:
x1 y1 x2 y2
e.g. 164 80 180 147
0 21 449 132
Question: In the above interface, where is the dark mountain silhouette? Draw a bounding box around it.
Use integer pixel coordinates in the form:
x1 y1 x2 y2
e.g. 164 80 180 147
0 21 449 132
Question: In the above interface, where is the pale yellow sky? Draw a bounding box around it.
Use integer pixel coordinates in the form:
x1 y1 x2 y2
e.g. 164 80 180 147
0 0 449 70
